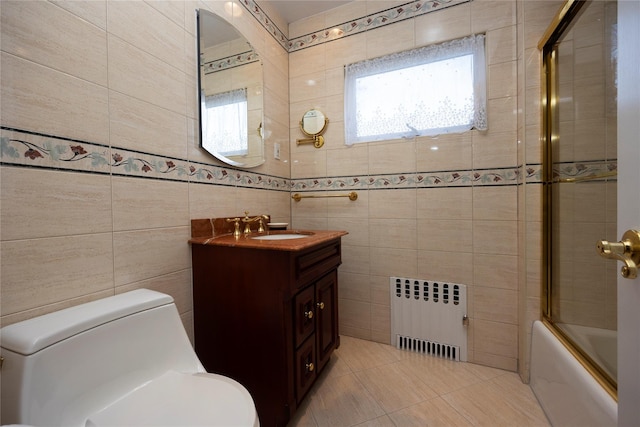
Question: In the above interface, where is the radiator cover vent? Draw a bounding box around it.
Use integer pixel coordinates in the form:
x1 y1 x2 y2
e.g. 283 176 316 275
390 277 468 361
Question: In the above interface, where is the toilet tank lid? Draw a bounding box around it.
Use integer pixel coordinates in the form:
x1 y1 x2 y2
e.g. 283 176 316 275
0 289 174 356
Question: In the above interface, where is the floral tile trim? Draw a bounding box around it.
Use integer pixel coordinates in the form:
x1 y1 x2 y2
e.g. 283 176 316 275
523 164 543 184
291 176 369 192
111 148 190 181
239 0 471 53
369 174 418 188
287 0 471 52
2 127 549 193
291 167 528 192
469 167 520 186
0 127 290 191
186 160 290 190
203 50 260 75
553 161 617 182
1 128 111 174
240 0 288 50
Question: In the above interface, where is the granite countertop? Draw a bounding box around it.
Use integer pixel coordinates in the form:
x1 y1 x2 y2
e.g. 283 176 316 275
189 229 348 252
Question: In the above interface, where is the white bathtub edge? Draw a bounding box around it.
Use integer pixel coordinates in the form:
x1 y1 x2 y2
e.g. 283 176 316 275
530 320 617 427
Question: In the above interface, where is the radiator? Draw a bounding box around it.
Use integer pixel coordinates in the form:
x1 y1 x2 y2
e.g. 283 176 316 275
390 277 468 361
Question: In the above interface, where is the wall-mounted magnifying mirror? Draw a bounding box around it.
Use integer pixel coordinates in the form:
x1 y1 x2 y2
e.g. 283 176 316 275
297 109 329 148
197 9 265 168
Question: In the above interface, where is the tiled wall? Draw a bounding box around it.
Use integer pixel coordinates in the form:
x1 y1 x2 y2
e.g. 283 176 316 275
286 0 561 374
516 0 566 381
0 1 291 336
0 0 566 379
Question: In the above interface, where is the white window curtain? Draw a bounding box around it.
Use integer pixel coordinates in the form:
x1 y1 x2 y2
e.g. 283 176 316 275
344 34 486 145
202 88 248 156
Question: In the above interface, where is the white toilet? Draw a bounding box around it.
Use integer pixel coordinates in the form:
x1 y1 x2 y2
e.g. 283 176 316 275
0 289 259 426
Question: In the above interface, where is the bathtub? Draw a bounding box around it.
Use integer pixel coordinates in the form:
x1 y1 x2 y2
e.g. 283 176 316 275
530 320 617 426
558 322 617 381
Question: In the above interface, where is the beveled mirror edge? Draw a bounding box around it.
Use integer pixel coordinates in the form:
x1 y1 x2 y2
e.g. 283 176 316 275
196 8 266 169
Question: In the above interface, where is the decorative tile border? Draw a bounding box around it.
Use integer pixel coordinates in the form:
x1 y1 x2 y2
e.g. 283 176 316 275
240 0 288 50
553 161 617 182
291 166 532 192
111 147 192 181
523 164 543 184
287 0 472 52
0 127 290 191
2 127 550 192
239 0 472 53
203 50 260 75
0 127 111 175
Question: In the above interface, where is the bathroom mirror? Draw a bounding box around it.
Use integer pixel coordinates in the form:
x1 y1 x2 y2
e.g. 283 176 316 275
297 109 329 148
197 9 265 168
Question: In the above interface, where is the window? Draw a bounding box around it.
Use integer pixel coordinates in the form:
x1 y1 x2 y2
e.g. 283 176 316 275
344 34 486 145
202 87 248 156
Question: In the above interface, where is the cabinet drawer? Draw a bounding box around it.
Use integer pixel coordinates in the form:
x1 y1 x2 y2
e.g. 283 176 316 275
294 285 315 348
295 240 341 288
295 335 317 403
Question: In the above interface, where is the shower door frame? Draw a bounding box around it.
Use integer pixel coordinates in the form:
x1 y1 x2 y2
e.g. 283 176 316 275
540 0 618 399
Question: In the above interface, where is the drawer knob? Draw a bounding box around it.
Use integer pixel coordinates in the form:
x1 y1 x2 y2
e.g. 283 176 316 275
304 310 314 319
317 302 325 310
306 362 315 372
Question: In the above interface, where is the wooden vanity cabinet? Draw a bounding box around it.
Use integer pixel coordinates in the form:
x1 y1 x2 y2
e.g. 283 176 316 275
293 269 338 403
191 237 342 427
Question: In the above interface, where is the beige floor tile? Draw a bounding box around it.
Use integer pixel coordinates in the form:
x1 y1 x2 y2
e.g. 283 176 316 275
395 352 484 395
354 361 438 413
441 375 550 426
321 349 355 379
337 335 402 372
307 373 385 427
291 337 548 427
459 359 509 381
354 414 396 426
289 397 317 427
487 374 550 425
388 397 474 426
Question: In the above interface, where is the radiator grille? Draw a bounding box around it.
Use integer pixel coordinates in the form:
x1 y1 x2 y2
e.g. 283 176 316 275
390 277 468 361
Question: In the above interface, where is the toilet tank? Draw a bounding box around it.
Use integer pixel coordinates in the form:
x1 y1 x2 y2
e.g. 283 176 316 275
1 289 204 426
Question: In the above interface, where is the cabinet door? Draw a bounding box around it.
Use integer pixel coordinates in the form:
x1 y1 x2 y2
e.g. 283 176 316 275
315 270 338 372
295 335 317 403
294 285 315 348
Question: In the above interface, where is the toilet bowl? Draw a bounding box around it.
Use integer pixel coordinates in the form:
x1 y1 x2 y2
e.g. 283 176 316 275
0 289 259 426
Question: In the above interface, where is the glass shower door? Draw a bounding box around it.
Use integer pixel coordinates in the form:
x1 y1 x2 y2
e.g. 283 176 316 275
545 0 618 390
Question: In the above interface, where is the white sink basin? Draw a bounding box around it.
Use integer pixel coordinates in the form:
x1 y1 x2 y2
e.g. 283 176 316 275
251 234 309 240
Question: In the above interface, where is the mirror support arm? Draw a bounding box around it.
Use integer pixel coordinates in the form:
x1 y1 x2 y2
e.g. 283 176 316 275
296 135 325 148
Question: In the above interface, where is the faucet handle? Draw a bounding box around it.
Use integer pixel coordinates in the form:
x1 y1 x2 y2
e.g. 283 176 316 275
225 217 242 238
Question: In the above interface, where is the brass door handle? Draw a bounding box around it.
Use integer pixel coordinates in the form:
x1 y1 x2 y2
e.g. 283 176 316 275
306 362 314 372
597 229 640 279
317 302 325 310
304 310 314 319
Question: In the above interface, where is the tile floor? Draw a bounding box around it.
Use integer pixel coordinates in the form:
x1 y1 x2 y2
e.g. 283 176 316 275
289 336 550 426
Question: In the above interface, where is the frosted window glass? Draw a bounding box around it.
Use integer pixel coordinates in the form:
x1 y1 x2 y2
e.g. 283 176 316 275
344 34 486 145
